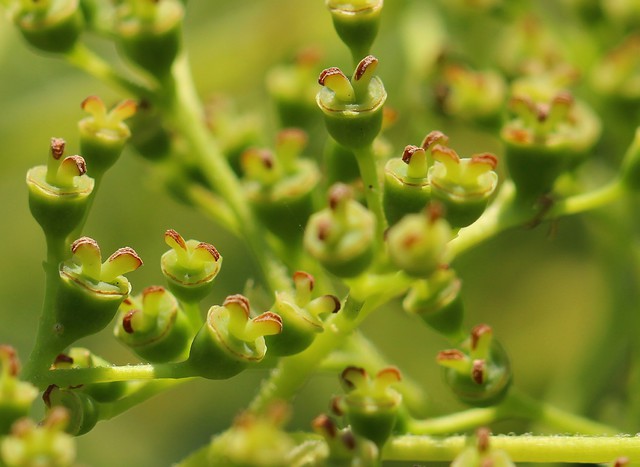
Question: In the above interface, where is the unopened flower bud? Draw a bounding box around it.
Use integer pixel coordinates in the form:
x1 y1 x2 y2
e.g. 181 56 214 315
325 0 383 64
43 385 99 436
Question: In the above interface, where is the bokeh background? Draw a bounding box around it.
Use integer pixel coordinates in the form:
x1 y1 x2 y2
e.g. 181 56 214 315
0 1 636 465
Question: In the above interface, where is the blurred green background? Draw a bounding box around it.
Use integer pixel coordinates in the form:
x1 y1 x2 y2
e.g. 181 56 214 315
0 1 629 465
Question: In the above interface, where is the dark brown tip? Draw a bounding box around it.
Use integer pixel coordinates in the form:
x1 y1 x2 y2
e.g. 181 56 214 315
340 366 367 390
401 145 423 164
476 427 491 452
328 183 351 210
42 384 57 408
325 295 341 313
330 395 345 416
471 324 492 351
165 229 187 250
293 271 315 291
312 414 337 439
341 430 357 451
471 153 498 169
54 353 74 366
354 55 378 81
196 242 221 261
224 294 251 318
66 155 87 175
318 67 344 86
71 236 99 254
421 130 448 150
122 309 139 334
437 349 465 361
50 138 66 160
472 359 485 384
142 285 165 296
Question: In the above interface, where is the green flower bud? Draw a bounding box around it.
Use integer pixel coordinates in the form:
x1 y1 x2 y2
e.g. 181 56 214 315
127 99 172 161
161 229 222 303
26 138 94 241
266 48 323 129
0 346 38 435
312 414 379 466
186 295 283 379
437 324 512 407
12 0 84 54
52 349 127 403
55 237 142 346
114 285 192 363
621 127 640 190
115 0 184 79
332 366 401 449
382 132 447 225
304 184 375 278
0 407 76 466
78 96 136 176
208 402 295 467
452 427 515 467
265 271 341 356
501 90 601 199
429 145 498 228
386 205 451 278
43 385 98 436
241 129 321 243
317 56 387 150
403 267 465 341
325 0 383 64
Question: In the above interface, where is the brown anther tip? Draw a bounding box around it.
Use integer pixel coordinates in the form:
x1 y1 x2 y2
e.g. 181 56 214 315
427 202 445 223
471 153 498 169
421 130 448 150
472 359 485 384
318 67 344 86
354 55 378 81
71 236 99 254
123 298 133 305
143 285 165 296
614 456 630 467
42 385 57 408
341 366 367 389
476 427 491 452
312 414 337 439
293 271 315 291
341 431 357 451
165 229 186 250
122 310 138 334
195 242 221 262
471 324 493 350
326 295 341 313
0 345 19 376
330 395 345 416
50 138 66 160
65 155 87 175
317 220 331 242
402 145 424 164
437 349 465 361
328 183 351 210
254 311 283 328
431 144 459 162
80 95 100 110
377 366 402 382
54 354 74 366
223 294 251 317
109 247 143 267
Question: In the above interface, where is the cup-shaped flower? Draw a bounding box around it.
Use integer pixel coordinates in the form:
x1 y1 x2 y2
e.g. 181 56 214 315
43 385 98 436
317 56 387 150
332 366 402 449
56 237 142 347
0 346 38 435
304 184 375 278
186 295 283 379
78 96 136 176
429 145 498 228
52 349 127 403
437 324 512 407
501 90 601 199
382 131 448 225
11 0 84 53
265 271 341 356
0 407 75 466
114 0 184 79
325 0 383 64
208 402 295 467
114 286 192 363
241 129 321 243
452 427 515 467
386 205 451 278
26 138 94 241
161 229 222 303
403 267 465 342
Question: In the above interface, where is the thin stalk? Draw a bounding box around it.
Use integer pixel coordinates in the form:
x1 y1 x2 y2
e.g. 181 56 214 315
353 145 387 246
180 300 203 333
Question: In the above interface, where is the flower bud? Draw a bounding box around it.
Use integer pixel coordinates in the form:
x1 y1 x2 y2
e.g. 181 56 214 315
265 271 341 356
26 138 94 241
186 295 283 379
12 0 84 54
127 99 173 161
403 267 465 341
114 286 192 363
312 414 379 465
501 89 601 199
161 229 222 303
304 184 375 278
115 0 184 79
332 366 401 449
0 346 38 435
437 324 512 407
386 205 451 278
325 0 383 64
317 56 387 150
52 349 127 403
241 129 321 243
55 237 142 346
452 427 515 467
43 385 99 436
78 96 136 176
428 145 498 228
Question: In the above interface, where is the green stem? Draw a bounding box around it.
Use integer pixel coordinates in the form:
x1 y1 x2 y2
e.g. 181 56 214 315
383 434 640 463
353 145 387 247
181 300 203 334
548 178 624 217
64 43 156 99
